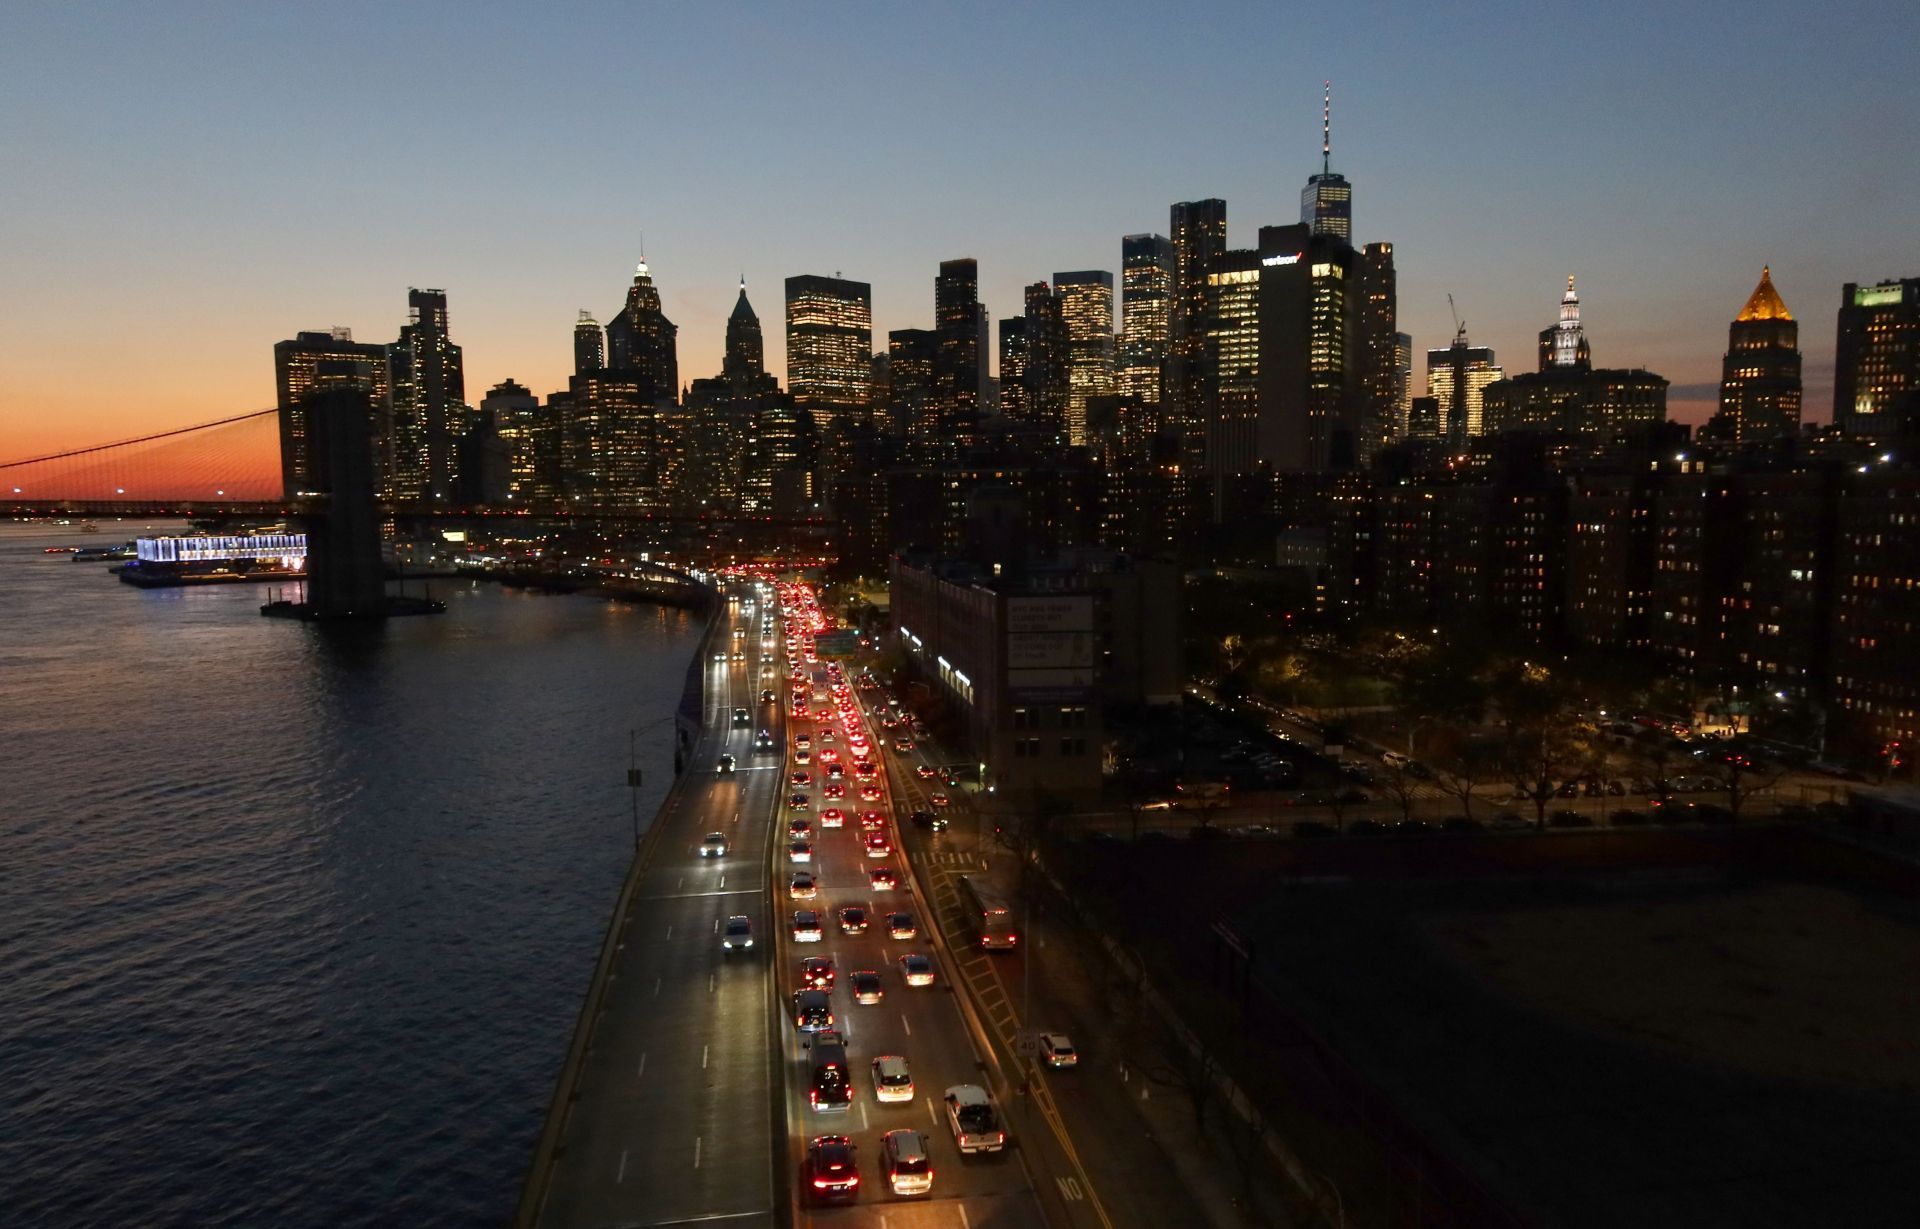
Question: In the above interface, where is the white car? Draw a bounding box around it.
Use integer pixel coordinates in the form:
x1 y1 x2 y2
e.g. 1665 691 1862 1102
789 841 813 864
1040 1032 1078 1068
699 832 728 857
943 1084 1006 1153
898 953 935 987
791 910 824 942
721 915 753 952
872 1055 915 1103
882 1128 934 1196
789 871 818 899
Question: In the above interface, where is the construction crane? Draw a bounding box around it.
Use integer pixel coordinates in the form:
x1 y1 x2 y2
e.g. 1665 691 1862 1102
1448 293 1466 343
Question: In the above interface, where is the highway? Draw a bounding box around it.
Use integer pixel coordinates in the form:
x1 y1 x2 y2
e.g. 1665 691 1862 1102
533 587 783 1229
768 588 1050 1228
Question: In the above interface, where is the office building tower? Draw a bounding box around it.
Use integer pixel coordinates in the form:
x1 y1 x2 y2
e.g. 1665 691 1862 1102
1707 266 1802 442
1022 282 1071 439
1357 241 1400 463
1055 271 1115 446
390 287 467 501
1204 249 1263 476
887 328 939 449
274 328 395 500
1120 234 1173 405
1426 325 1503 445
564 368 657 508
785 274 873 423
999 317 1030 421
1834 276 1920 439
1538 275 1592 371
574 310 604 375
482 378 558 503
1300 82 1352 241
603 259 680 406
1170 199 1227 452
934 258 982 430
725 278 764 380
1394 332 1415 433
1257 223 1360 471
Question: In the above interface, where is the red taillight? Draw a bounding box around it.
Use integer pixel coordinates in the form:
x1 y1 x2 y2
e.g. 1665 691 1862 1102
811 1178 828 1188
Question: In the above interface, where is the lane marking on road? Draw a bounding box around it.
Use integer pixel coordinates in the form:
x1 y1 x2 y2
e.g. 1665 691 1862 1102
666 924 674 939
677 877 684 891
638 1051 647 1079
617 1148 628 1184
718 874 726 888
638 888 759 901
709 972 716 993
958 1205 970 1229
858 1100 868 1130
1058 1176 1085 1202
653 977 661 996
702 1044 709 1070
694 1135 702 1168
901 1014 911 1036
713 918 719 934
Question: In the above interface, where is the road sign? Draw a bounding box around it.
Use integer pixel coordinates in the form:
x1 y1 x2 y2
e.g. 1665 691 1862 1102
814 630 861 658
1015 1030 1041 1059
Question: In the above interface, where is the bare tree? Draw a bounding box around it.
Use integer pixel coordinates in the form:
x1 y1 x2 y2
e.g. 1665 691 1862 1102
1708 752 1787 821
1375 762 1421 824
1428 728 1496 821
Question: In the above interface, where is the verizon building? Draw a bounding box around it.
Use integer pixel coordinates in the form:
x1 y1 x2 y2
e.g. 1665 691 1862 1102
890 549 1180 796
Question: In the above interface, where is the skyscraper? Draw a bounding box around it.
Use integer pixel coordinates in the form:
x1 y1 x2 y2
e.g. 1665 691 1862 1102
574 310 604 375
1536 276 1592 371
998 317 1030 421
1119 234 1173 406
1257 223 1360 471
1204 249 1262 476
564 369 657 508
887 328 939 451
1300 83 1351 242
391 287 467 501
1426 325 1503 445
1055 271 1115 446
1834 276 1920 439
724 278 764 379
1708 267 1801 442
1357 241 1400 463
604 259 680 406
1022 282 1070 439
934 258 982 434
273 328 394 500
1169 199 1227 455
785 274 873 423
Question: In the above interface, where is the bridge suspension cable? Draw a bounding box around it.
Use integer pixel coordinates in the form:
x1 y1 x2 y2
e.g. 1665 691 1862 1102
0 408 277 469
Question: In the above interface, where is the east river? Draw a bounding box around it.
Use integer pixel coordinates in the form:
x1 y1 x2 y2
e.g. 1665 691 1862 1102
0 522 701 1227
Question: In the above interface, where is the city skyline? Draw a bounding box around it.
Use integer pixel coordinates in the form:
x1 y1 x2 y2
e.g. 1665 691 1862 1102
4 2 1917 460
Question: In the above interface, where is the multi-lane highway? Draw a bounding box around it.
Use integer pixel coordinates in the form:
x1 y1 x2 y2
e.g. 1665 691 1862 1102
531 586 784 1229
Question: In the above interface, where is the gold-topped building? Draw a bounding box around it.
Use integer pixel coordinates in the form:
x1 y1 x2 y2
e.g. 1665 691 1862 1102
1708 266 1801 442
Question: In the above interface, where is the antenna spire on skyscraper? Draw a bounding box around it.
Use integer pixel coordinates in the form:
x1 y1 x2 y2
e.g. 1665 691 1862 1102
1322 80 1332 175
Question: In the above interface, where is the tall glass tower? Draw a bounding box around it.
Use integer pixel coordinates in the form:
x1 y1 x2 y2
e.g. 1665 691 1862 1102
1300 82 1351 241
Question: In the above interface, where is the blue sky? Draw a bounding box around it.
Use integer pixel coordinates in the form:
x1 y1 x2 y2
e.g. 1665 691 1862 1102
3 0 1915 452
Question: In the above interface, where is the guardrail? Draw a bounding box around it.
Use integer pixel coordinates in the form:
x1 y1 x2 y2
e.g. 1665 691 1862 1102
512 599 723 1228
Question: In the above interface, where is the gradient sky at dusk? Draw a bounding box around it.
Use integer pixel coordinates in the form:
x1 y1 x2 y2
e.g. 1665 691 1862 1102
4 1 1916 463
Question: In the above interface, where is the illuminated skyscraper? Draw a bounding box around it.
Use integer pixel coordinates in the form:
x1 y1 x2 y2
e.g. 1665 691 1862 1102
887 328 939 451
1256 223 1359 471
1022 282 1070 439
1357 241 1400 463
1120 234 1173 406
784 274 872 423
1204 250 1262 475
390 287 467 501
1834 276 1920 439
274 328 394 499
934 258 982 432
1536 276 1592 371
998 317 1030 421
1169 199 1227 454
604 259 680 407
1300 82 1351 242
1708 267 1801 442
724 277 764 379
1483 280 1667 435
1055 270 1114 446
574 310 604 375
1426 325 1503 445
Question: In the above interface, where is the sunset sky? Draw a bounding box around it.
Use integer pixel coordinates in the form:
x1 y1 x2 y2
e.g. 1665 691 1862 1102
4 1 1915 468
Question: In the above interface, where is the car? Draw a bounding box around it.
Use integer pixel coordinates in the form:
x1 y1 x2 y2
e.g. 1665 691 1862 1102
1609 807 1651 826
818 807 846 828
872 1057 915 1104
825 763 845 780
788 792 811 811
838 905 870 935
795 732 812 749
822 783 846 800
893 739 916 752
929 792 950 807
789 841 814 863
869 866 899 891
713 650 728 662
886 911 917 939
699 832 729 857
790 770 812 787
854 760 877 780
1291 820 1335 838
880 1128 934 1196
793 748 811 765
804 1135 861 1204
800 956 836 989
1393 820 1436 835
1138 798 1175 812
818 728 835 743
859 810 888 832
850 970 884 1004
717 753 735 774
863 832 891 858
760 688 776 704
899 953 935 986
1547 809 1593 829
721 915 754 952
908 809 948 831
730 649 745 662
1489 811 1532 831
858 784 884 803
789 871 818 899
1441 817 1486 833
788 817 814 838
816 747 840 764
943 1085 1006 1154
792 988 834 1032
1039 1032 1078 1068
732 707 750 727
755 730 776 751
792 910 824 942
